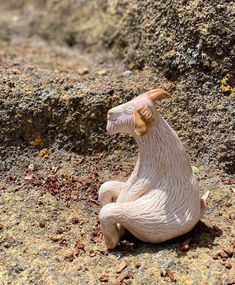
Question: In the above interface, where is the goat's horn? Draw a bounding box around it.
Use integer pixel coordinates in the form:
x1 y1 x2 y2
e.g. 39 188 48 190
146 88 172 101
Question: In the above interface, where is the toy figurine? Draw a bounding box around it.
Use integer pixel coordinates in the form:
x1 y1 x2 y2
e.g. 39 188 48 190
99 88 209 249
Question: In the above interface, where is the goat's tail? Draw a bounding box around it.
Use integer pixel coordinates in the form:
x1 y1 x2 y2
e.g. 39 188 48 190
200 191 210 218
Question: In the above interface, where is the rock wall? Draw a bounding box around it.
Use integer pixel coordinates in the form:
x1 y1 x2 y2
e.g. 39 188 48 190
0 0 234 173
1 0 234 73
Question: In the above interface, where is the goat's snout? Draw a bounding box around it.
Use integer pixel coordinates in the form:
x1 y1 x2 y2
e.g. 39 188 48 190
107 109 115 121
107 109 121 121
107 109 113 116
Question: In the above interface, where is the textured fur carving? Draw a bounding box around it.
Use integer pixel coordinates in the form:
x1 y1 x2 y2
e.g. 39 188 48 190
99 88 209 249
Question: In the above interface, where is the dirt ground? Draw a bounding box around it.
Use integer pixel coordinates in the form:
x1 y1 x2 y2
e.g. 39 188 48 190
0 1 235 284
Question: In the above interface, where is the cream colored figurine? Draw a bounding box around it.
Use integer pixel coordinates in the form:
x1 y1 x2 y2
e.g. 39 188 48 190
99 88 209 249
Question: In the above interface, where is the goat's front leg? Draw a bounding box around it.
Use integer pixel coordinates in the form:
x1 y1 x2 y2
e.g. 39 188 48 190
98 181 125 207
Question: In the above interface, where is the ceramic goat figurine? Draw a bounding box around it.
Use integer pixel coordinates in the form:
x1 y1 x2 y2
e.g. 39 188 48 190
99 88 209 249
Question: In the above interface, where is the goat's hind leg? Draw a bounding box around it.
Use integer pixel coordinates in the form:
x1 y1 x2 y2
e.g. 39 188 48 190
99 197 160 249
98 181 125 207
99 202 125 249
100 200 141 249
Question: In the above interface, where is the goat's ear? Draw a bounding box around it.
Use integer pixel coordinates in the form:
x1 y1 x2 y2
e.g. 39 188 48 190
134 104 154 136
146 88 171 101
133 110 148 136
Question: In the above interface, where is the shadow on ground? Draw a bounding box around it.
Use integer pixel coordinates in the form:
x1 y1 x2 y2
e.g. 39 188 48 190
110 221 223 257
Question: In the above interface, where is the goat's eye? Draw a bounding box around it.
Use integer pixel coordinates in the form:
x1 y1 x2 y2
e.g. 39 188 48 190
125 106 134 113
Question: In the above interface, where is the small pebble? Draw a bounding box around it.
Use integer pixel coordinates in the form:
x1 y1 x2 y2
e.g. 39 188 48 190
135 262 141 269
99 273 109 282
224 259 232 269
123 70 132 76
64 253 74 262
28 163 34 171
39 221 46 228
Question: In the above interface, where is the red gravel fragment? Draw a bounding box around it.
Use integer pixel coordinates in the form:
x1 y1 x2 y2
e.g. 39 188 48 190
64 253 74 262
181 238 192 252
70 217 81 224
118 271 133 282
224 259 232 269
219 248 228 259
99 274 109 282
116 260 127 273
39 221 46 228
50 235 63 242
117 240 135 251
161 270 176 282
74 249 81 257
89 250 97 257
135 262 141 269
74 241 85 250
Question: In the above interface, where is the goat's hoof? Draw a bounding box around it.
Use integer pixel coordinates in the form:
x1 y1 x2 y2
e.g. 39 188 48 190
104 235 120 249
105 240 119 249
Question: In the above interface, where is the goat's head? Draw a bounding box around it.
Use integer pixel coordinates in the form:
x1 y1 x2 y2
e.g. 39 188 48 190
107 88 171 136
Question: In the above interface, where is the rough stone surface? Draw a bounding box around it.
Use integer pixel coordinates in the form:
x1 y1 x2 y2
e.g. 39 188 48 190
0 0 234 173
